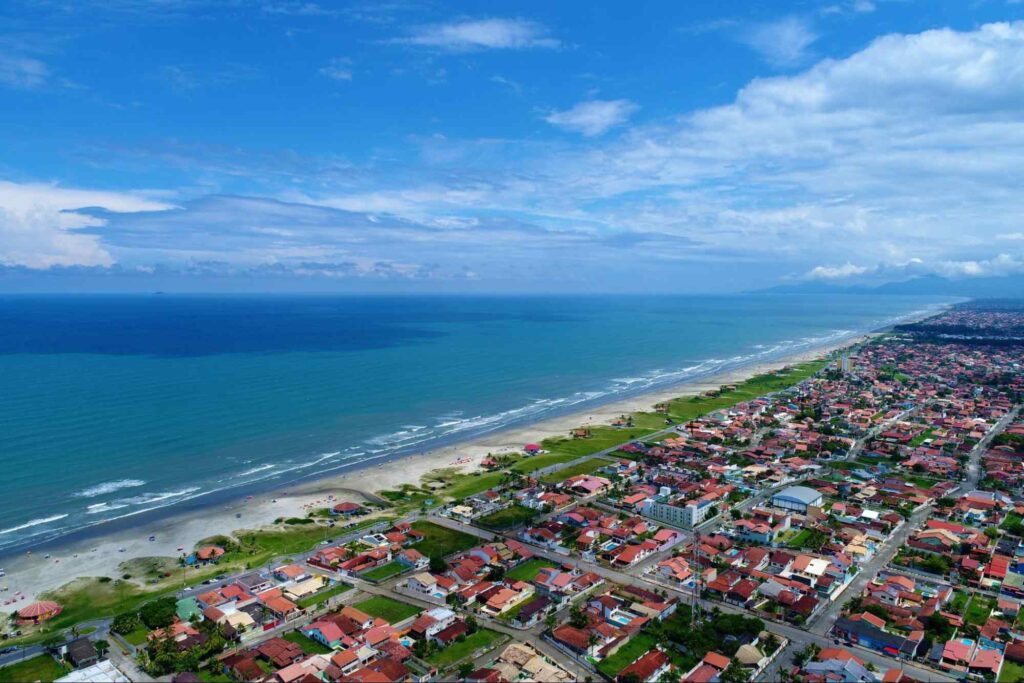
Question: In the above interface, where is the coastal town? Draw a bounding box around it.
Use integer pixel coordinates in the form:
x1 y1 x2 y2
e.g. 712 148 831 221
3 301 1024 683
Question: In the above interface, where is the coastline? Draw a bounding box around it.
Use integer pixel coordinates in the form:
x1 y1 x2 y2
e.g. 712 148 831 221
0 330 874 605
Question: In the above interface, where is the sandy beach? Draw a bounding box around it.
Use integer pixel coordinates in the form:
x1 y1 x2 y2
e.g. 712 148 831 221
0 332 871 605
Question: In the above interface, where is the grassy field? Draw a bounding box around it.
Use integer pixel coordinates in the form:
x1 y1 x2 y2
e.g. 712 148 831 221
198 667 234 683
538 456 614 484
445 471 505 500
282 630 333 655
122 624 151 646
0 655 69 683
354 596 421 623
664 361 827 423
786 529 812 548
295 581 351 609
505 558 557 582
949 590 969 615
597 632 659 677
965 595 995 626
999 659 1024 682
410 521 478 558
476 505 539 530
361 561 407 581
426 629 504 669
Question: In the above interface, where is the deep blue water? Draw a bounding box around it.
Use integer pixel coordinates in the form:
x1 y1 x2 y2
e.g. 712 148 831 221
0 294 952 553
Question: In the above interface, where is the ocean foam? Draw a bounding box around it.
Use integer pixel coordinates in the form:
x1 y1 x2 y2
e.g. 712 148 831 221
73 479 146 498
0 514 69 535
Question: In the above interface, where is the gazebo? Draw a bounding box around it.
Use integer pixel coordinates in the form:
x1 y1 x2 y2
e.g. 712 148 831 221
17 600 62 624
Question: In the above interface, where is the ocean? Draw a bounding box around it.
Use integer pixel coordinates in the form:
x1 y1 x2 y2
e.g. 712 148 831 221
0 293 952 554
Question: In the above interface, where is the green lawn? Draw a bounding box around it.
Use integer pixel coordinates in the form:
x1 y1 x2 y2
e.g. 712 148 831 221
786 529 812 548
122 624 151 646
198 667 235 683
909 428 935 447
476 505 539 530
999 659 1024 682
539 456 614 484
282 630 333 655
410 521 478 558
426 629 504 669
965 595 995 626
361 561 407 581
949 590 970 615
0 655 69 683
354 596 421 623
597 632 659 677
505 558 557 582
295 581 352 609
445 471 505 500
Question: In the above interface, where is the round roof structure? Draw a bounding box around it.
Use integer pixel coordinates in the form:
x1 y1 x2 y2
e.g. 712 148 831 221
18 600 61 619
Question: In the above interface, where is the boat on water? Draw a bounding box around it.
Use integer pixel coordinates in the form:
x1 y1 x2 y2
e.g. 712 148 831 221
148 535 156 542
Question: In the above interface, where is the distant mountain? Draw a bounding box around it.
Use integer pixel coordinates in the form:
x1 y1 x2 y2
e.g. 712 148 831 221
757 274 1024 298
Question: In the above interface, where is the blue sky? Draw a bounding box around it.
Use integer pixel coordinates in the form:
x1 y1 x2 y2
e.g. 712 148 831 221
1 0 1023 292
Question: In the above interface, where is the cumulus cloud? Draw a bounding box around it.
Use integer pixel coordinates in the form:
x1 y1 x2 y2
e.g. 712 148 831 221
0 182 174 268
804 255 1024 281
739 16 818 66
8 22 1024 291
545 100 638 137
805 262 869 280
394 18 559 51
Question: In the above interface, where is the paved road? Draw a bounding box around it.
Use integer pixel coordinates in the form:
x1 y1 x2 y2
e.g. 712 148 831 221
965 406 1020 490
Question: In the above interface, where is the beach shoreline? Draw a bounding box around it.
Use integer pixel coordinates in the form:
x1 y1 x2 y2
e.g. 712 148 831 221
0 307 944 606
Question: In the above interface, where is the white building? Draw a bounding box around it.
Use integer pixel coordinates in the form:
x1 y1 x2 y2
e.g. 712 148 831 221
642 500 713 529
771 486 823 514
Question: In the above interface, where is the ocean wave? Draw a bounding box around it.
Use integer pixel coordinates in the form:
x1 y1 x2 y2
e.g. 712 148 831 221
238 464 276 477
0 514 69 535
73 479 146 498
122 487 201 505
85 502 130 515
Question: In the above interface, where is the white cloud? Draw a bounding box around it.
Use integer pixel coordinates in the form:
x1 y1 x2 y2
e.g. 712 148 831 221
740 16 818 66
545 100 638 137
805 262 869 279
931 253 1024 278
0 182 173 268
804 254 1024 281
319 57 353 81
0 53 48 89
997 232 1024 241
395 18 559 51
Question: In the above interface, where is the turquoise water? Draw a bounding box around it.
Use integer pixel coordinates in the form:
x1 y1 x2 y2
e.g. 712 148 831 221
0 294 951 552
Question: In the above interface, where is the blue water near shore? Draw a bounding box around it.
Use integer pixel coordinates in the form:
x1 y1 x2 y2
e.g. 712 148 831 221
0 293 951 553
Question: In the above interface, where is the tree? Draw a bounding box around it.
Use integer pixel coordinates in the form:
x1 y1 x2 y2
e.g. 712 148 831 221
111 612 141 635
139 596 178 630
569 604 588 629
94 639 110 658
41 633 64 652
620 674 642 683
544 613 557 631
719 662 751 683
457 662 474 679
465 614 479 634
657 670 681 683
429 555 448 574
